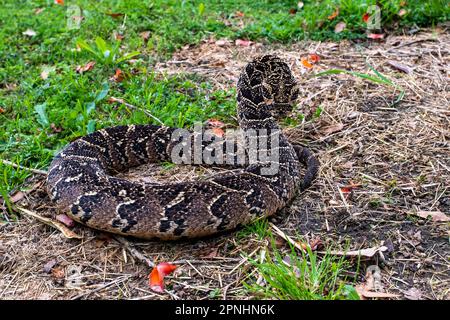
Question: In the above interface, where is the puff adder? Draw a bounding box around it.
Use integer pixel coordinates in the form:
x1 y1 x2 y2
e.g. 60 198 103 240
47 55 319 240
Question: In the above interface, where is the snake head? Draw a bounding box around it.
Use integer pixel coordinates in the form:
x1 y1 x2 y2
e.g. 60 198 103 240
262 78 300 119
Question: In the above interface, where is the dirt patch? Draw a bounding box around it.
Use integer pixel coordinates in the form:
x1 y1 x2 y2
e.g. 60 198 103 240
1 28 449 300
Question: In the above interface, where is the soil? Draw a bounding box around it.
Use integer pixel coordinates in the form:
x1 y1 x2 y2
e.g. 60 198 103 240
1 27 449 300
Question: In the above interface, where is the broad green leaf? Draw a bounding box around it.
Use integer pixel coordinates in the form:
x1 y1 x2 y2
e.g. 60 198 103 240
34 103 49 127
86 101 96 115
76 39 97 56
116 51 141 64
87 120 96 134
95 37 109 55
95 82 109 102
198 2 205 15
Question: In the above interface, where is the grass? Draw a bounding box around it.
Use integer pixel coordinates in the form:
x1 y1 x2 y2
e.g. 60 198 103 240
1 0 447 196
244 234 359 300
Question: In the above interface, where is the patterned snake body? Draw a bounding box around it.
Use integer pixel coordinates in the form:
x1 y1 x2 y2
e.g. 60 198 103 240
47 55 319 240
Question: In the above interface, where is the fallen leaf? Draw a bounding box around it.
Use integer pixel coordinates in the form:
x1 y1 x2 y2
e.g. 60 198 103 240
54 0 64 5
105 12 124 18
51 266 65 279
34 8 44 14
413 210 449 222
320 123 344 135
325 246 388 258
309 237 323 251
235 39 253 47
215 39 228 47
367 33 385 39
212 127 225 138
334 22 346 33
107 97 125 104
328 8 339 20
235 11 245 17
289 8 297 15
22 29 37 37
0 107 5 114
297 2 304 9
50 123 63 133
114 32 124 41
354 266 400 299
75 61 95 74
398 9 407 17
111 69 125 82
301 57 313 69
149 262 177 293
56 214 75 228
400 1 407 6
15 206 82 239
340 182 361 193
140 31 151 41
362 13 370 23
206 118 225 128
308 53 320 63
402 287 423 300
40 66 55 80
10 191 25 203
43 259 57 273
387 60 412 74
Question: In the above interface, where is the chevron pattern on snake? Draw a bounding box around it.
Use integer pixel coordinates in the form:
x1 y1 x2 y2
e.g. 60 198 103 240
46 55 319 240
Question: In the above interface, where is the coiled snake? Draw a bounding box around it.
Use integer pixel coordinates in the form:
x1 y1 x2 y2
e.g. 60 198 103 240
47 55 319 240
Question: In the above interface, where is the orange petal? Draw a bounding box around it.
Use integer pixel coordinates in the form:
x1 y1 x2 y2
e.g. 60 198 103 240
157 262 177 276
301 57 313 69
149 267 164 293
328 8 339 20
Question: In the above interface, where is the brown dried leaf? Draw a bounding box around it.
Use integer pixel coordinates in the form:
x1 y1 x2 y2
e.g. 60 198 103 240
320 123 344 135
140 31 151 41
50 123 63 133
0 107 5 114
76 61 95 74
413 210 449 222
10 191 25 203
328 8 339 20
105 12 124 18
387 60 412 74
403 287 423 300
35 8 44 15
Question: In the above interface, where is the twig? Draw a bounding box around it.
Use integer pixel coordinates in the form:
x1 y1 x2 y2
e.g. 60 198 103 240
270 223 307 252
113 236 155 267
109 97 165 126
71 275 132 300
1 160 47 175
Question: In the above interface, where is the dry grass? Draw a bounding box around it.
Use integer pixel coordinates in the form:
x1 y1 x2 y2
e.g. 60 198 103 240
1 27 449 300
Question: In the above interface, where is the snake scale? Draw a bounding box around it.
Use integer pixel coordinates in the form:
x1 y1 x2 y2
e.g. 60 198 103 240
47 55 319 240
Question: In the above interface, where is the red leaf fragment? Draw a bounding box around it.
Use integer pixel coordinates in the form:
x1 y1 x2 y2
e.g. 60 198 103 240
362 13 370 23
367 33 385 40
235 11 245 17
10 191 25 203
308 53 320 63
54 0 64 5
149 262 177 293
